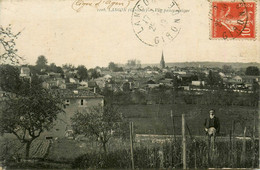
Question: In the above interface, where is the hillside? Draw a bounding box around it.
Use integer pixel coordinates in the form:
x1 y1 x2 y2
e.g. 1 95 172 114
142 62 260 69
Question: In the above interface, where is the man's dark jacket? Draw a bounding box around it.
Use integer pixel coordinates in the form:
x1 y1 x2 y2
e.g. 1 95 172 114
204 116 220 134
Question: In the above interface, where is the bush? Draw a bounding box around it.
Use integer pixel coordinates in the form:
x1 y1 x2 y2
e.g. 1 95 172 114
4 161 71 169
72 150 131 169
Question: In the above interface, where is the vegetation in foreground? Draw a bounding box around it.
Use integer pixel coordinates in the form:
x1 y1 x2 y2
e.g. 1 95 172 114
1 137 258 169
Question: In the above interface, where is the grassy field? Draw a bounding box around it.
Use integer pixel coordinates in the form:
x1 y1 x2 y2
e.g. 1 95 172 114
118 104 258 136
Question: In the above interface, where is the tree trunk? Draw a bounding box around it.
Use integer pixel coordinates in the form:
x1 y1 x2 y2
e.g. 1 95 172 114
25 140 33 159
102 142 107 153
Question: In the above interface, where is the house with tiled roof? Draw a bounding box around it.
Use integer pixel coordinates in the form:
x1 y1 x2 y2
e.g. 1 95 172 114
43 89 104 138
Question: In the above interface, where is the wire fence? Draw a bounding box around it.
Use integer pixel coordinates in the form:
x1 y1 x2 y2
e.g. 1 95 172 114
70 135 258 169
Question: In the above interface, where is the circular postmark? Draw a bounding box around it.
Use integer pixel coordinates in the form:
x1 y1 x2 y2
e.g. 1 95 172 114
211 0 252 39
131 0 182 46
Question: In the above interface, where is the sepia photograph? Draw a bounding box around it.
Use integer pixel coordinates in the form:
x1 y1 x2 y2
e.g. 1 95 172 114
0 0 259 169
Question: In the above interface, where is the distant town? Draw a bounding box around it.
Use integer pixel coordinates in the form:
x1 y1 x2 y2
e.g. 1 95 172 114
0 53 259 168
11 53 260 95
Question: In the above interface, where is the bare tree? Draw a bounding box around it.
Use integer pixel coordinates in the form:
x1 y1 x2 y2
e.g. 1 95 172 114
0 25 22 64
71 104 123 153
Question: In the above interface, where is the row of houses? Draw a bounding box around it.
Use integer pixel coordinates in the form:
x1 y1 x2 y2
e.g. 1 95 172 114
20 65 260 92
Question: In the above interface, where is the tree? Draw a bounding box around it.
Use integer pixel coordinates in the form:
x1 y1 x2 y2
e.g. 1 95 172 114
89 68 101 79
144 66 152 70
0 25 22 64
222 65 233 73
102 86 115 105
77 65 88 81
108 62 123 72
126 59 141 68
108 62 117 71
113 67 123 72
197 72 207 81
0 76 63 159
0 64 22 93
207 70 222 87
165 72 173 78
251 81 260 106
49 63 56 71
62 63 75 71
71 104 123 153
245 66 259 76
36 55 48 70
131 90 146 104
172 75 181 103
48 63 64 74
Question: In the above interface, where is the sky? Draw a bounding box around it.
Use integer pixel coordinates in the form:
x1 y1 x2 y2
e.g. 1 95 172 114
0 0 259 68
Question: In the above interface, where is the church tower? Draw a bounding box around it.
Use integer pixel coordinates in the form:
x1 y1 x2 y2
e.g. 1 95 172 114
160 51 165 69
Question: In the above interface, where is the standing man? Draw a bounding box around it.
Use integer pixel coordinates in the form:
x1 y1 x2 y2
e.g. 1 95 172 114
204 109 220 148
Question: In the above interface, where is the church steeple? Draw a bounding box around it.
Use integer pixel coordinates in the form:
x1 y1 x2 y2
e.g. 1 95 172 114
160 51 165 69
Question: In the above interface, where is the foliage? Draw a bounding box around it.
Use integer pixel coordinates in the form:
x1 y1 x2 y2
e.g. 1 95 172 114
197 72 207 81
131 90 146 104
222 65 233 73
88 68 101 79
47 63 64 74
165 72 173 78
108 62 116 71
245 66 259 76
0 64 22 93
71 104 123 152
72 150 130 169
0 76 63 159
207 70 222 87
126 59 141 68
77 65 88 81
108 62 123 72
102 86 115 105
0 25 22 64
4 161 71 169
36 55 48 70
62 63 75 71
71 139 258 169
2 138 258 169
150 85 171 104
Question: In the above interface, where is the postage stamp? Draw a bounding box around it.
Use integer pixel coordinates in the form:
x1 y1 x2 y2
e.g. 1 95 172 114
210 0 256 39
131 0 182 47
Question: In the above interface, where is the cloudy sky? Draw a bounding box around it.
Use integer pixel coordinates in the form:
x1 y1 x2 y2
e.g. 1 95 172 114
1 0 259 68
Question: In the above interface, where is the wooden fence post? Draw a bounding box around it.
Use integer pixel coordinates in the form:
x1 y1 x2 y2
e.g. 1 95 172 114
231 120 235 168
171 110 177 167
258 99 260 169
182 114 186 169
241 127 247 167
171 110 176 143
229 130 232 167
194 140 197 169
130 122 134 169
252 115 256 168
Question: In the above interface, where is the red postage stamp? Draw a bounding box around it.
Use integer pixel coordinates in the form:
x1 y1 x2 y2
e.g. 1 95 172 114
211 1 256 39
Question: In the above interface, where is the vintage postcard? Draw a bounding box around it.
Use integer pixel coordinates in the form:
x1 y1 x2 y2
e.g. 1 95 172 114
0 0 259 169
